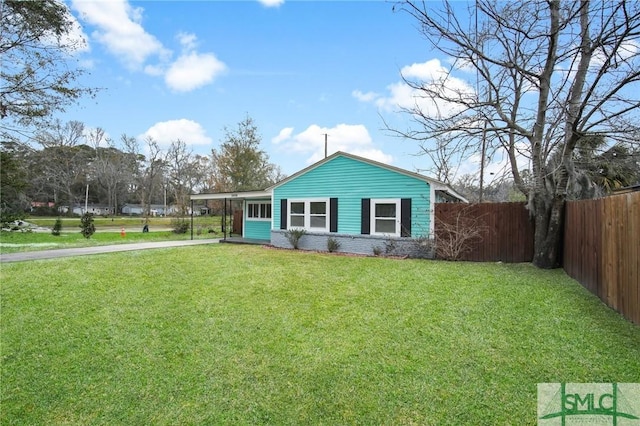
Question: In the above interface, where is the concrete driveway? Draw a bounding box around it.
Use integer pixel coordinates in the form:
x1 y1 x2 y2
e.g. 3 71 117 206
0 239 220 263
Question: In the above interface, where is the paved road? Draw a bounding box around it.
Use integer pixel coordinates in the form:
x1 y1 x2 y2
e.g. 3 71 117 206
0 239 220 263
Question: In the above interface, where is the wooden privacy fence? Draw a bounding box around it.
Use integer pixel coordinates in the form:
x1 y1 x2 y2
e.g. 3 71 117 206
563 192 640 325
434 202 534 263
232 210 243 235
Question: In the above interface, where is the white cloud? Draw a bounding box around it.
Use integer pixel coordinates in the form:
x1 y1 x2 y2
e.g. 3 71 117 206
163 32 227 92
139 119 213 147
272 123 393 165
401 59 446 80
352 90 379 102
72 0 168 69
165 52 227 92
258 0 284 7
445 56 476 74
60 9 90 54
40 3 89 54
72 1 227 92
143 64 164 77
591 39 639 68
272 127 294 144
355 58 475 119
457 141 531 184
177 32 198 51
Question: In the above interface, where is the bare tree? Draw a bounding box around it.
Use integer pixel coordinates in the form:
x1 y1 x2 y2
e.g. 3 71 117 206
135 137 166 218
413 134 473 184
191 154 212 194
166 139 191 215
393 0 640 268
0 0 96 139
34 120 92 212
88 129 138 215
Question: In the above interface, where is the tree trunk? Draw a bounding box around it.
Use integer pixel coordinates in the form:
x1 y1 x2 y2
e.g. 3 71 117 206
532 194 565 269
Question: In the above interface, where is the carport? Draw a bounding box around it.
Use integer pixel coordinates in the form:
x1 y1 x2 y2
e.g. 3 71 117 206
189 190 272 243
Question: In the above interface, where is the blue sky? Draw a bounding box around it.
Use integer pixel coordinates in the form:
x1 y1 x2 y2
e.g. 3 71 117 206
60 0 485 178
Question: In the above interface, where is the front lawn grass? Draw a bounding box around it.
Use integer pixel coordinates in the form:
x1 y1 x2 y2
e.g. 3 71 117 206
24 215 221 229
1 245 638 425
0 219 222 254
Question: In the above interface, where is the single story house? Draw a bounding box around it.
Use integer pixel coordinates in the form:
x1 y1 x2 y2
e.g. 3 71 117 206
58 204 113 216
121 204 179 216
190 152 467 256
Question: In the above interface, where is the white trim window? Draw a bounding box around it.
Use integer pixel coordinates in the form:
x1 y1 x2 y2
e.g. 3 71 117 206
371 199 400 236
288 199 329 232
247 202 272 220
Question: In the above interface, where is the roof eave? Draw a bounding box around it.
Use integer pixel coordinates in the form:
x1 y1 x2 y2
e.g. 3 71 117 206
190 190 272 201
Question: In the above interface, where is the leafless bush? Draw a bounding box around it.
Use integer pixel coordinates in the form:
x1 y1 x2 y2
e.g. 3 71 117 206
435 209 488 261
409 235 435 259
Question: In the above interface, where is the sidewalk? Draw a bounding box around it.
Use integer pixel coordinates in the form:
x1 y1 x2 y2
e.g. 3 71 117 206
0 239 220 263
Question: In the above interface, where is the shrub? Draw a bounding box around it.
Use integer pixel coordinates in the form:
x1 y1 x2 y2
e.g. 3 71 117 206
79 213 96 239
372 246 382 256
284 228 306 249
327 237 341 253
171 218 190 234
435 209 488 260
52 217 63 236
384 238 397 255
409 235 435 259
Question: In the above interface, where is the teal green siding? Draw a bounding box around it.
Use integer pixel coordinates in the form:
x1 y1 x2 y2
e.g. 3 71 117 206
244 199 272 240
273 156 431 237
244 220 271 240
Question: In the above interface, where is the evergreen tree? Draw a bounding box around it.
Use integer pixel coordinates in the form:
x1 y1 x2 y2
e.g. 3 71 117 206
79 213 95 239
52 217 62 236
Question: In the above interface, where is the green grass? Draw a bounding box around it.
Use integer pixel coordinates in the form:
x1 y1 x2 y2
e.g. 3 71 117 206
24 215 221 229
1 245 639 425
0 217 223 254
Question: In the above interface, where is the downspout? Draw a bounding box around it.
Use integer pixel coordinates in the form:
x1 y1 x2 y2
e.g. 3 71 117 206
429 184 436 237
190 199 194 240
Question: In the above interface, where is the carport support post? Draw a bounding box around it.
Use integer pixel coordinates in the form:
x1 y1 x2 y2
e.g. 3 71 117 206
190 200 194 240
223 198 227 241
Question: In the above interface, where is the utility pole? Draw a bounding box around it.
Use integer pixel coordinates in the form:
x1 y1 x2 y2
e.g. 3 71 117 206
476 0 486 202
479 123 486 202
84 184 89 214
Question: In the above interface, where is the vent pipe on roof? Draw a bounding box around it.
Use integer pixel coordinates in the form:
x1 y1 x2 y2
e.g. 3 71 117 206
323 133 328 158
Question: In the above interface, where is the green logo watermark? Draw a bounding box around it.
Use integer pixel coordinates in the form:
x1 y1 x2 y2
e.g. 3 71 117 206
538 383 640 425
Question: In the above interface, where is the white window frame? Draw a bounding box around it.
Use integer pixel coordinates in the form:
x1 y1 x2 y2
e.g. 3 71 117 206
370 198 401 237
287 198 330 232
246 202 272 221
289 201 306 228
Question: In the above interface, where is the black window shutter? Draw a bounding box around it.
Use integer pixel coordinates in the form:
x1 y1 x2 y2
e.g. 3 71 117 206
400 198 412 237
280 199 287 230
330 198 338 232
361 198 370 235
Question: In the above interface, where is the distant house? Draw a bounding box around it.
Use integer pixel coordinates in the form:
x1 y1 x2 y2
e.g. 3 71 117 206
121 204 179 216
58 204 113 216
191 151 466 255
77 205 112 216
30 201 55 209
121 204 145 215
